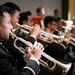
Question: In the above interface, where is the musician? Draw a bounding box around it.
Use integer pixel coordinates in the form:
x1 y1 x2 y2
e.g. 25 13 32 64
41 16 68 59
47 17 75 75
36 7 45 30
53 17 75 62
53 17 64 36
16 11 41 49
64 27 75 63
2 2 41 70
2 2 22 60
38 16 65 75
53 9 60 17
0 5 43 75
17 11 34 38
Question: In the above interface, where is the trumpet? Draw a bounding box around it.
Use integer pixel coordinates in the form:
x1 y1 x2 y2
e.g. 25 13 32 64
10 32 72 74
16 23 75 46
68 37 75 46
15 23 64 43
62 25 75 33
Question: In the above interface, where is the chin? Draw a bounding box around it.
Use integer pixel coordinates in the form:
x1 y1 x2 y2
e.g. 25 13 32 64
5 37 9 40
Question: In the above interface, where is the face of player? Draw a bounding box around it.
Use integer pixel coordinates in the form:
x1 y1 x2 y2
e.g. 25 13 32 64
10 10 20 28
0 12 13 40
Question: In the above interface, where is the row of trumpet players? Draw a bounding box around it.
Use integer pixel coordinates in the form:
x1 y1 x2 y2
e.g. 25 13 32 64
10 14 75 75
1 2 74 75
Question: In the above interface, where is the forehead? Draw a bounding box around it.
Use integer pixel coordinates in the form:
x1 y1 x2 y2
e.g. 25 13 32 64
13 10 20 15
2 12 11 22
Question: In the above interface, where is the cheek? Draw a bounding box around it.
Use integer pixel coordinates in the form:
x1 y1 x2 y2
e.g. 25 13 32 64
29 22 33 25
12 16 18 23
6 29 10 38
53 26 56 30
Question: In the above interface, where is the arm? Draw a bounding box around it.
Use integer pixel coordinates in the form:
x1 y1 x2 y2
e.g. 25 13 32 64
0 41 42 75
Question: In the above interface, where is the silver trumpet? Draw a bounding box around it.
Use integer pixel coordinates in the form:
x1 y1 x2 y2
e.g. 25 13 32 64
62 25 75 33
15 23 75 52
10 32 72 74
15 23 64 43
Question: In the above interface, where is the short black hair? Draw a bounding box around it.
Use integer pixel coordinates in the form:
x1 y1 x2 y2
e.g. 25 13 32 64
19 12 29 25
2 2 20 14
54 9 59 13
36 7 42 14
0 5 10 24
25 11 32 16
44 16 55 27
54 16 61 22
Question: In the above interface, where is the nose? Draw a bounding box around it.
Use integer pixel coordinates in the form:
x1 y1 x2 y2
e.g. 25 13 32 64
10 24 13 30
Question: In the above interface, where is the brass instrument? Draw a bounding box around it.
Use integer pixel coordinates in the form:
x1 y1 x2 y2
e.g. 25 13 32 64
10 32 72 74
15 23 64 43
16 23 75 46
62 25 75 33
68 37 75 46
62 20 74 33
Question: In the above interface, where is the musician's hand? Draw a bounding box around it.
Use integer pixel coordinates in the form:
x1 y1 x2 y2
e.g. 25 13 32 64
65 32 71 40
26 41 43 60
29 24 41 39
45 28 51 33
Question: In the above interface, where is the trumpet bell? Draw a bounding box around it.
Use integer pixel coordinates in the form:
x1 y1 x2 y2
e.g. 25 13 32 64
64 63 72 73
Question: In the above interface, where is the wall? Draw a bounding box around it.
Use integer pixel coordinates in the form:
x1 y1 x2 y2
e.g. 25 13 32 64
69 0 75 20
0 0 62 17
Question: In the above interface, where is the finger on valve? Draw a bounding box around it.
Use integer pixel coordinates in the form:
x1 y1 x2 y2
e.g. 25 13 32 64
32 41 43 59
25 41 43 60
30 25 41 38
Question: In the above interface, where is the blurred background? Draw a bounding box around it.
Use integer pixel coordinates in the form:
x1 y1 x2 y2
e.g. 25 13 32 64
0 0 74 20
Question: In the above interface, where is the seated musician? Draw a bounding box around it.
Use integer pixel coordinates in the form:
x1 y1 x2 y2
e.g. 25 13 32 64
0 5 43 75
39 16 74 75
2 2 41 71
65 27 75 63
53 17 75 62
38 16 64 75
39 16 73 75
53 17 64 36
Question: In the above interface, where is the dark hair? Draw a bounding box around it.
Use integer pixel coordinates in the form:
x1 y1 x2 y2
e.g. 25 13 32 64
54 16 61 22
19 12 30 25
54 9 59 13
36 7 42 14
2 2 20 14
44 16 55 27
25 11 32 16
0 5 10 23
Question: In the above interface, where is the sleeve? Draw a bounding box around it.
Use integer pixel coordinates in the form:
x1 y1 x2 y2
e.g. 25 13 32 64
0 58 40 75
0 47 40 75
59 41 68 50
23 59 40 75
16 29 36 45
27 35 36 45
44 42 66 59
